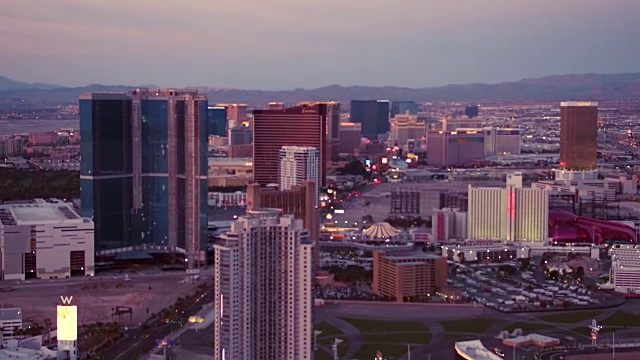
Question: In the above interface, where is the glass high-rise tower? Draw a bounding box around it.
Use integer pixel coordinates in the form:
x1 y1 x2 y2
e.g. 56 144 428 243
80 89 208 267
350 100 390 138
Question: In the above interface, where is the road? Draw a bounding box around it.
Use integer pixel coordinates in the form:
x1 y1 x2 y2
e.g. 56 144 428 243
98 288 214 360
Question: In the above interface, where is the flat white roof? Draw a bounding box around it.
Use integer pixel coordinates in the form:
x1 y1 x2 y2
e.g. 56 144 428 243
0 202 83 226
0 308 22 321
455 340 503 360
208 157 252 166
504 333 560 346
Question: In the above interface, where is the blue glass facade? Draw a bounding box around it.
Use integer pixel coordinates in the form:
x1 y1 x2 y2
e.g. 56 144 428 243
79 96 134 250
391 101 419 118
140 99 170 245
350 100 390 138
207 107 227 137
80 92 209 255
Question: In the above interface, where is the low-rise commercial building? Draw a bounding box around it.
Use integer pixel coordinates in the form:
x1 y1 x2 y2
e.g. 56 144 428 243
207 157 253 188
0 308 22 341
610 246 640 294
372 251 447 302
442 243 530 263
208 191 247 208
0 199 94 280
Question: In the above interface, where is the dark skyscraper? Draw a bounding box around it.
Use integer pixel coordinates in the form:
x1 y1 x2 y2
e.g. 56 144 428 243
80 89 209 267
207 106 227 137
390 101 418 118
559 101 598 171
253 103 333 186
465 104 479 118
350 100 390 138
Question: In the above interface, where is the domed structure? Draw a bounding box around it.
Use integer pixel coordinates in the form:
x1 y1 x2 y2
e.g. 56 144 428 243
387 157 409 170
363 222 401 240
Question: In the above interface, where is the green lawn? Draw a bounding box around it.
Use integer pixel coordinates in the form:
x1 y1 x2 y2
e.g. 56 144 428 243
439 318 499 333
505 322 553 333
600 311 640 328
341 318 426 333
314 350 332 360
362 332 431 345
536 310 602 324
443 333 478 341
351 344 410 360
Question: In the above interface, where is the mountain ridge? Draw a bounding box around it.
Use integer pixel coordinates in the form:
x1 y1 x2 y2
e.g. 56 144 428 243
1 72 640 105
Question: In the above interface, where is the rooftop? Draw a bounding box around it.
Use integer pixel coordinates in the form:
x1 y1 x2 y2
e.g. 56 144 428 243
0 307 22 321
0 200 83 226
383 253 443 261
454 340 503 360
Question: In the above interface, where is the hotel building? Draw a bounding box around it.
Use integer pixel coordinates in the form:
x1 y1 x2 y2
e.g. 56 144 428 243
350 100 390 139
389 113 426 152
79 89 208 267
555 101 598 181
338 122 362 155
253 102 338 187
610 246 640 294
467 184 548 242
372 251 447 302
279 146 320 201
214 209 313 360
246 182 319 246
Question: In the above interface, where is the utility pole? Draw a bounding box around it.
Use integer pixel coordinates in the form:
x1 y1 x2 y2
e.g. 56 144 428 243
407 344 411 360
332 338 343 360
612 331 615 359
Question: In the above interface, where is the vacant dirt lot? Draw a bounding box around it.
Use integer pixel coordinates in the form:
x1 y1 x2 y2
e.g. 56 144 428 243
1 272 207 325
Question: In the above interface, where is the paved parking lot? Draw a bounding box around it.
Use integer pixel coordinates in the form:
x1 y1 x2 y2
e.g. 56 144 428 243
448 262 613 313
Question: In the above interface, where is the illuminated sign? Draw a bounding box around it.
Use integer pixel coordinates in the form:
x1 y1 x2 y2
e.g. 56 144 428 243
57 303 78 341
560 101 598 107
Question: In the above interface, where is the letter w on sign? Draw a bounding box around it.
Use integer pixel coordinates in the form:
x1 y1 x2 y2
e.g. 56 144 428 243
60 296 73 305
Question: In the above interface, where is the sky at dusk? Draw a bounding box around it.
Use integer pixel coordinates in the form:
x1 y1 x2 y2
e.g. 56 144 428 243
2 0 640 90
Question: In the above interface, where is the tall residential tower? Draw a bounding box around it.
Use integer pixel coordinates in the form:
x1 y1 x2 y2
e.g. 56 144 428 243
214 209 313 360
555 101 598 181
79 89 208 266
279 146 320 201
350 100 390 139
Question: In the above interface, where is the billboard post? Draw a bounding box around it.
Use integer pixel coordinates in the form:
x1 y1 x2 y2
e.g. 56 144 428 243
57 295 78 360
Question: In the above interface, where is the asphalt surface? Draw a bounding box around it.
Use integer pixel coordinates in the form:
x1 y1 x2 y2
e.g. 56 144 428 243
98 287 213 360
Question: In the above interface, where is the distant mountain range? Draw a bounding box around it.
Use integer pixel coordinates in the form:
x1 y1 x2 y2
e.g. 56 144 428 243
1 73 640 105
0 76 60 91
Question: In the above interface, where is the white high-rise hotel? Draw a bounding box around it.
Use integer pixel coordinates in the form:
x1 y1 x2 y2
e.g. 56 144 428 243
279 146 320 201
467 179 548 242
213 209 314 360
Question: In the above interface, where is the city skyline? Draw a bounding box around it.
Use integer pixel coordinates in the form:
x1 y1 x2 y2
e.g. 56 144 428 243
2 1 640 89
